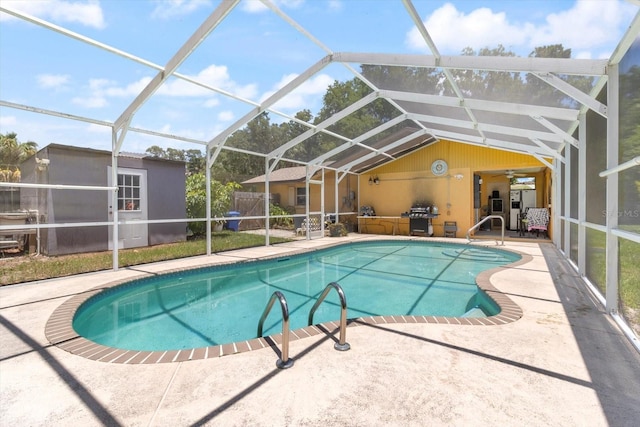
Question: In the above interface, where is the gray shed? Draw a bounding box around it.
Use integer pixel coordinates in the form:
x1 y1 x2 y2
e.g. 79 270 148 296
19 144 186 256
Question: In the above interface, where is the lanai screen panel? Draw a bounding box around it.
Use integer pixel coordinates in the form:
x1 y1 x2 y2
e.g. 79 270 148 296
359 64 446 95
325 120 435 173
323 98 404 140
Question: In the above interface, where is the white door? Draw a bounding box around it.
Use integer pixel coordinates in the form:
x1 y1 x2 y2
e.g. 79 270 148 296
108 167 148 249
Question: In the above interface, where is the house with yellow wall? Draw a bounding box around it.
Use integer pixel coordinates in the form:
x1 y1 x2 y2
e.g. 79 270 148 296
242 165 358 230
243 139 551 239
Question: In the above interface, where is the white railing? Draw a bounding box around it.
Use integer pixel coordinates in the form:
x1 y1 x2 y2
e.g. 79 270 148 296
466 215 505 245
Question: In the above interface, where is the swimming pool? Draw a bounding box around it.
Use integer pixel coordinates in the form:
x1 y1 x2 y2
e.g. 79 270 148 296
69 240 522 355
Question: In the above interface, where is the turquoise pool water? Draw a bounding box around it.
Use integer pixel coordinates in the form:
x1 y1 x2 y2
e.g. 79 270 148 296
73 241 520 351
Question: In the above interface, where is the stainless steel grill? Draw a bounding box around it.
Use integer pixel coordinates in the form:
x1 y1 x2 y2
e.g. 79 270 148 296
409 205 437 236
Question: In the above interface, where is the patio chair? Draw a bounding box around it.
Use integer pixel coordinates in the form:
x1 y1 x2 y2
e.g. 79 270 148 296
525 208 549 238
444 221 457 238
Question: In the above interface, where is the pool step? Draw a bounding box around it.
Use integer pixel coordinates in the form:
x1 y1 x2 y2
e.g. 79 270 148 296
441 248 508 262
461 306 487 318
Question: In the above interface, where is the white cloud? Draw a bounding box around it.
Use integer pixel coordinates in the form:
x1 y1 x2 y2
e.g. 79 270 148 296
70 77 138 108
104 77 153 98
407 0 635 57
0 115 17 127
0 0 105 29
67 64 259 110
71 94 107 108
37 74 70 89
203 98 220 108
328 0 342 12
240 0 269 13
407 3 530 54
529 0 635 55
87 123 111 134
158 65 258 100
262 73 334 111
217 110 235 122
574 51 592 60
150 0 212 20
241 0 304 13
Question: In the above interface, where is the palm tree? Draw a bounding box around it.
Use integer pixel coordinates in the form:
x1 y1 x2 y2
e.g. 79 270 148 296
0 132 38 182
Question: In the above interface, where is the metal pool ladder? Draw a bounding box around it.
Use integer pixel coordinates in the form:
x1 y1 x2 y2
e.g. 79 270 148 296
466 215 505 246
308 282 351 351
257 291 294 369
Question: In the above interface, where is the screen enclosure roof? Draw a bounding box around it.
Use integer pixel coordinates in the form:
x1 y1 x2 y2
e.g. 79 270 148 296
1 1 639 178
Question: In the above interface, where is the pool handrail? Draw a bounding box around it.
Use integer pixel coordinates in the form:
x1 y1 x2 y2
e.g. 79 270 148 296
466 215 505 246
308 282 351 351
257 291 294 369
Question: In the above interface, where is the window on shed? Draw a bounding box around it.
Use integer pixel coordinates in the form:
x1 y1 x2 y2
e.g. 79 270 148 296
117 173 141 211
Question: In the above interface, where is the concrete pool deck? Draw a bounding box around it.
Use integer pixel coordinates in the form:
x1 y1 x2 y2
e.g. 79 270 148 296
1 234 639 426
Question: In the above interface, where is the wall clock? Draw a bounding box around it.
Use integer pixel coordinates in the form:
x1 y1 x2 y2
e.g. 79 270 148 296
431 159 448 176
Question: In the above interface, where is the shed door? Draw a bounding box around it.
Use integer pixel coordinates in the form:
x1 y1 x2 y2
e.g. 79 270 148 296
108 167 148 249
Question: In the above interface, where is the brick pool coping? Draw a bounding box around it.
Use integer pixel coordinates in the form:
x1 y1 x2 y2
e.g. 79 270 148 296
45 242 531 364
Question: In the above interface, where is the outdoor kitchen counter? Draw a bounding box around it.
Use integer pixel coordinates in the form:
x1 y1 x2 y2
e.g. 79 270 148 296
357 216 409 235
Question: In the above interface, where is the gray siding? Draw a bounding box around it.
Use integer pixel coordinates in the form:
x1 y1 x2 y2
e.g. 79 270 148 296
20 144 186 256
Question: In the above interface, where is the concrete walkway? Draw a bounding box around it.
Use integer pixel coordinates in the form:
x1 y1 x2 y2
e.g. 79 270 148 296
1 234 639 426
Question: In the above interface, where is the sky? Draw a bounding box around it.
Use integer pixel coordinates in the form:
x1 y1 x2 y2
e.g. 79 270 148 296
0 0 637 155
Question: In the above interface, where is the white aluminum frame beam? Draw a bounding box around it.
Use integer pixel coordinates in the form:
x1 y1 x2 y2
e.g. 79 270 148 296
401 0 487 144
531 116 580 148
599 156 640 177
410 112 567 145
114 0 239 134
309 114 410 167
578 113 587 275
0 4 326 136
608 10 640 65
429 130 551 157
533 72 607 117
268 92 379 158
605 63 620 314
334 52 608 76
337 129 430 172
381 90 580 121
207 54 332 151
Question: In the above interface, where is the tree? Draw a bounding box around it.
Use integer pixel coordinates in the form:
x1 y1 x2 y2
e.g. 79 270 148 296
185 173 241 236
145 145 205 176
0 132 38 182
145 145 166 158
185 149 205 176
220 112 289 181
282 109 321 163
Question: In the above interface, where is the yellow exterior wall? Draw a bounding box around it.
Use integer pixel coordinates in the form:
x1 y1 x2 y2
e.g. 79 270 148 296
358 140 549 237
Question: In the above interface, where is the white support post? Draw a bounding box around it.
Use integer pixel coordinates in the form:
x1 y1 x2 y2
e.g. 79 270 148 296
305 165 310 240
578 113 587 275
552 157 562 248
321 168 326 235
206 148 212 256
265 158 271 245
563 140 571 257
605 63 620 314
111 129 119 271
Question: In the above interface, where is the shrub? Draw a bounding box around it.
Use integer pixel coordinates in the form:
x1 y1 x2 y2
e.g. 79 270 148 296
186 174 241 236
269 203 293 228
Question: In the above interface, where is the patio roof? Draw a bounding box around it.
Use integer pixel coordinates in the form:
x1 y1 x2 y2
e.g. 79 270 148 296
1 1 638 177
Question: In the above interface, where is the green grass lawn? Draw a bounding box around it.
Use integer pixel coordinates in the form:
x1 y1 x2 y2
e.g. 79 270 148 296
584 227 640 335
0 231 291 286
